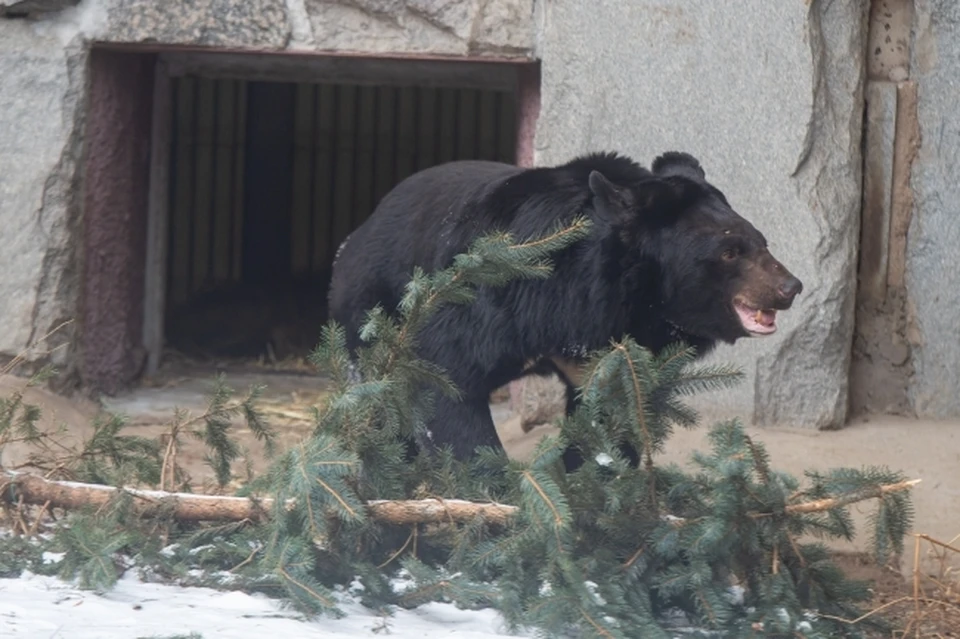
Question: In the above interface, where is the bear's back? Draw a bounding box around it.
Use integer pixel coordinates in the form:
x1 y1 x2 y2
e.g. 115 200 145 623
327 152 651 348
343 152 648 273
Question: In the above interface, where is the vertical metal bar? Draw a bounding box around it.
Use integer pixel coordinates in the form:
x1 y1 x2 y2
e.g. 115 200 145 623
351 85 364 232
433 87 442 166
326 84 340 268
453 88 462 160
208 78 220 281
474 88 483 161
312 83 335 272
188 75 200 297
191 77 216 293
307 83 318 274
370 86 381 214
286 83 298 282
391 86 401 189
166 78 180 304
230 80 247 283
353 85 376 229
492 88 503 163
226 79 239 284
412 86 422 171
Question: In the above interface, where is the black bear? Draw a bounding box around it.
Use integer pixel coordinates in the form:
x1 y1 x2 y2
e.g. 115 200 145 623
327 151 803 467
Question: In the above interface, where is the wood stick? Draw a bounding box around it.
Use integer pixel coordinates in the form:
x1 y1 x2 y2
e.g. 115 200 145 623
0 470 518 525
779 479 921 515
0 470 918 527
1 471 273 522
914 533 960 556
366 498 516 526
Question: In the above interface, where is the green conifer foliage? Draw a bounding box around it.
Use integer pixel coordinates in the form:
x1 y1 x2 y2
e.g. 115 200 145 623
449 335 913 637
243 218 595 615
0 216 914 638
248 216 910 636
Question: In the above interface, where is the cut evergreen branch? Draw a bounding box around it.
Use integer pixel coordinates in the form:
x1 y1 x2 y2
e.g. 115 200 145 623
0 217 920 637
2 371 271 491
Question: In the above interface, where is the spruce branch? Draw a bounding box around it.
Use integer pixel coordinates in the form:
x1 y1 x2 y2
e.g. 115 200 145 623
0 216 921 635
762 479 922 516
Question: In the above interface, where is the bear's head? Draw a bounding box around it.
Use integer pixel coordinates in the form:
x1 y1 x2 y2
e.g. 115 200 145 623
587 151 803 345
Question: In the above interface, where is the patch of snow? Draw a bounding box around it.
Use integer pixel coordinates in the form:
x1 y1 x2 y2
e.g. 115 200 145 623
583 580 607 606
726 584 745 605
159 544 179 557
0 571 530 639
776 607 791 625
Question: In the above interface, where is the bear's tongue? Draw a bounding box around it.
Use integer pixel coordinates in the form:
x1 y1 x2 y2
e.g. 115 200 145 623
755 310 776 327
735 302 777 335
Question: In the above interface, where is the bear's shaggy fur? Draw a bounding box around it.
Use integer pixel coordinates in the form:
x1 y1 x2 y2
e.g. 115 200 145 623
327 151 802 465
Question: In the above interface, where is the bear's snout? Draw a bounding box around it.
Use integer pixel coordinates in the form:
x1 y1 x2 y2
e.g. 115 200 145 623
777 276 803 301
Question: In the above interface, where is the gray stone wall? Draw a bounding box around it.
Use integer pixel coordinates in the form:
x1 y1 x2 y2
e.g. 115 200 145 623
16 0 960 432
15 0 536 56
303 0 535 56
0 19 86 370
533 0 868 429
0 0 538 382
906 0 960 417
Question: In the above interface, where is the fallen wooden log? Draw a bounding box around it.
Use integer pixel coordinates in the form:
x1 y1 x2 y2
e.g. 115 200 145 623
0 470 518 525
0 470 919 527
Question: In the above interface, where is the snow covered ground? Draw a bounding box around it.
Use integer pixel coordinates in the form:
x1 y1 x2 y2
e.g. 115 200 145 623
0 570 529 639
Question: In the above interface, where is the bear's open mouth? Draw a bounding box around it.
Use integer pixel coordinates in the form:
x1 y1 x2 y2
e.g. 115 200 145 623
733 298 777 336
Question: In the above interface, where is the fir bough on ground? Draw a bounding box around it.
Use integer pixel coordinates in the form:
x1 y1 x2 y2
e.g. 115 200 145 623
0 217 914 638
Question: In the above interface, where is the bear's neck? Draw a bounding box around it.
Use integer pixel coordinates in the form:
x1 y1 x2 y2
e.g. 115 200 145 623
617 308 717 361
661 319 718 360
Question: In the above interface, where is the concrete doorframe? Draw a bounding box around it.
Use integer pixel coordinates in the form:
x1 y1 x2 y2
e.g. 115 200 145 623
81 45 541 392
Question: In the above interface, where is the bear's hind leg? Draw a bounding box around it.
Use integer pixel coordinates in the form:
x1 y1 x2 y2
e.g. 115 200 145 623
421 393 504 462
543 360 643 473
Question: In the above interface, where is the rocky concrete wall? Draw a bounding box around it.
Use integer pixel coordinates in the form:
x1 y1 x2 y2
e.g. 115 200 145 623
0 17 87 376
16 1 955 432
0 0 537 384
533 0 869 429
906 0 960 417
849 0 921 419
16 0 537 56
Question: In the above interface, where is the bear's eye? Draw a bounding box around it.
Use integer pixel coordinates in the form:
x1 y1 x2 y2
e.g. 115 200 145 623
721 248 738 261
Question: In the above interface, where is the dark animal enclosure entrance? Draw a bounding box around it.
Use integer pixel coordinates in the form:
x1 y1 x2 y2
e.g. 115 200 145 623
164 76 521 364
79 47 539 394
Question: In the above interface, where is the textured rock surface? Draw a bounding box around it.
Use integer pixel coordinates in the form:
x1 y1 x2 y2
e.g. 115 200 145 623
305 0 534 56
0 22 85 370
1 0 79 16
849 0 920 420
95 0 291 48
533 0 868 429
906 0 960 417
473 0 534 53
0 0 877 426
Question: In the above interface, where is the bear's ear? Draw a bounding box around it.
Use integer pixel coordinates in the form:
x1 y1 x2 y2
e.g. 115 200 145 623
633 176 696 227
588 170 631 222
652 151 706 181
